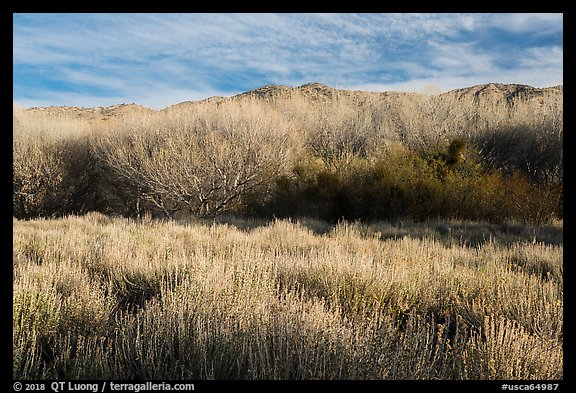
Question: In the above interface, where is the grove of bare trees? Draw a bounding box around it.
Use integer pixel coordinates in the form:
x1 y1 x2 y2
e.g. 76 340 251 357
13 83 563 223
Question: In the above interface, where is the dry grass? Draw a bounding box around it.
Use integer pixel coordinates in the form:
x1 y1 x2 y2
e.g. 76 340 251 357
13 214 562 380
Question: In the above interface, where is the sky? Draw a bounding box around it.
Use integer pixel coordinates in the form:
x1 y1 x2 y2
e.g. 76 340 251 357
13 13 563 110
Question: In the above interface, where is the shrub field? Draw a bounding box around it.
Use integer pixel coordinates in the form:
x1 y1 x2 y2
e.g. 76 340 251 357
13 214 562 379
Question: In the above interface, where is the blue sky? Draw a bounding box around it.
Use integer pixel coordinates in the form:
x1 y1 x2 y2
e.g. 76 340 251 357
13 13 563 109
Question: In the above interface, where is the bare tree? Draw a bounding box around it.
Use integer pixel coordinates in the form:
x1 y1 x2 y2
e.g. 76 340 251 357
305 99 371 171
13 109 95 218
94 99 294 218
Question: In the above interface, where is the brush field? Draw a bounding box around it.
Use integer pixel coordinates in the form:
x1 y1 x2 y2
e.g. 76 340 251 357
13 213 563 380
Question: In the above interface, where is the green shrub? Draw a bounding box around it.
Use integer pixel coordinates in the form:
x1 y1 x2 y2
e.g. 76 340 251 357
256 140 560 224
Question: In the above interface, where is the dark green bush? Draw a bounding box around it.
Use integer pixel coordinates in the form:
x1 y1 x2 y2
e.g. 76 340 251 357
252 140 561 224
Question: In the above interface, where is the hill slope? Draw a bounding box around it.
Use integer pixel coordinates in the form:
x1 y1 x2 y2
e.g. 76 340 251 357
24 82 562 118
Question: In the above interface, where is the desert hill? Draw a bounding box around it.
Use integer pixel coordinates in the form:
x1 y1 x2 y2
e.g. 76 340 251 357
232 81 562 106
24 82 562 119
25 103 155 120
445 82 563 104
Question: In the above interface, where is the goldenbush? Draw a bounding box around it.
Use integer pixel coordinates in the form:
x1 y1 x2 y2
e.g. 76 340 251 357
255 140 560 224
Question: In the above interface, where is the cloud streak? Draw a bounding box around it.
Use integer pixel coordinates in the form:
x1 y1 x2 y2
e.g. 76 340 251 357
13 13 563 109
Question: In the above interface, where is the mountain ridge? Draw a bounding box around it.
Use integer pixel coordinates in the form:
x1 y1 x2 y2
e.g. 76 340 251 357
21 82 563 118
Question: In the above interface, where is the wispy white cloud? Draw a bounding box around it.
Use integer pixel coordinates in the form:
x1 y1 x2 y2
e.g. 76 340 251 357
426 40 496 75
487 13 563 35
520 46 563 69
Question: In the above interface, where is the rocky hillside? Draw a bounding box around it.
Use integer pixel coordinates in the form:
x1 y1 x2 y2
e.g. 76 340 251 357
24 82 562 119
26 103 155 120
445 82 563 104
